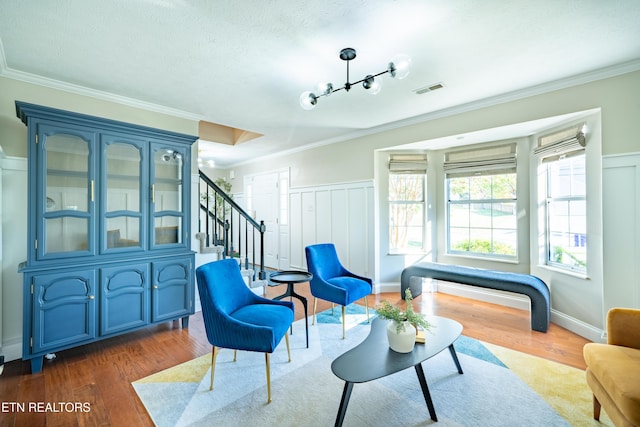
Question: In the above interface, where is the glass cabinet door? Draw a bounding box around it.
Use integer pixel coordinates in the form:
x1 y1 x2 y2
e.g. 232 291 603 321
38 124 96 259
102 136 146 252
150 144 188 248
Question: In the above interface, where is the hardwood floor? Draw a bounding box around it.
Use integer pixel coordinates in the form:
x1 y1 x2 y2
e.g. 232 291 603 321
0 284 590 426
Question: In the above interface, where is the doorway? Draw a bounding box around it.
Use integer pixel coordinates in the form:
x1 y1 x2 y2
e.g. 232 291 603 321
244 168 289 270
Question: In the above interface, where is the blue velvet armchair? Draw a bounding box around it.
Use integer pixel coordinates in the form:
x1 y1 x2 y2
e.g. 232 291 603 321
195 258 295 403
305 243 373 339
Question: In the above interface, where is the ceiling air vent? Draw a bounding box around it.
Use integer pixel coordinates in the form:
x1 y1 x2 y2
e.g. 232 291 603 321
413 82 445 95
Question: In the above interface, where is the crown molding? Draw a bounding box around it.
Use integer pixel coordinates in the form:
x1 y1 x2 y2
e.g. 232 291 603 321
0 65 204 122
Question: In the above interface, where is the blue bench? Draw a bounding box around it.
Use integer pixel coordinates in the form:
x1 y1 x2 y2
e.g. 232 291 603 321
400 262 550 332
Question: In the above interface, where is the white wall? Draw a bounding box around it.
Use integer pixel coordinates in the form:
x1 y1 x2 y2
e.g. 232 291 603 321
0 152 27 361
289 181 375 285
602 153 640 313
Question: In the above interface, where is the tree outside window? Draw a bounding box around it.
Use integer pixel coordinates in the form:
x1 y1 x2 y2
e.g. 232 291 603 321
389 174 424 253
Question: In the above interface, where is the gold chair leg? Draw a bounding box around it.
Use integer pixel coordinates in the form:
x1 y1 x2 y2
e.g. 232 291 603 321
285 333 291 362
312 297 318 325
342 305 346 339
233 350 237 362
210 346 219 391
365 295 370 323
332 303 335 316
265 353 272 404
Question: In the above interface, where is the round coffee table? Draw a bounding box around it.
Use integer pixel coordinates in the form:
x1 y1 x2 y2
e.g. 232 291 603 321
269 270 313 348
331 316 464 426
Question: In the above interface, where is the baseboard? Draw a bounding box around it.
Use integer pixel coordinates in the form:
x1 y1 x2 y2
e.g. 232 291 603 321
1 339 22 363
435 281 531 311
550 310 605 343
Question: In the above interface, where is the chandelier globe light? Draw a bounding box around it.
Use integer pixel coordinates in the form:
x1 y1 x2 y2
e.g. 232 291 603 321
299 47 411 110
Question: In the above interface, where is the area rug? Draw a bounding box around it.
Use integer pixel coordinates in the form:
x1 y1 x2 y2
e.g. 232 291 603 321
133 307 612 427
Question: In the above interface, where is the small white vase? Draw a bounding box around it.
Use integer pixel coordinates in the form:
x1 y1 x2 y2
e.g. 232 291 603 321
386 320 416 353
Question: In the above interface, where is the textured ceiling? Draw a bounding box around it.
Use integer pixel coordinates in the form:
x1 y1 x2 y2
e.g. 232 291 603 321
1 0 640 167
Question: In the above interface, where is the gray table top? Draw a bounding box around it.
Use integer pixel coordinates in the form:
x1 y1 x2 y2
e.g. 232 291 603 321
331 316 463 383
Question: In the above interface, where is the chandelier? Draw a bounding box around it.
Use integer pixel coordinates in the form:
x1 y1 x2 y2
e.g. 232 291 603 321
299 47 411 110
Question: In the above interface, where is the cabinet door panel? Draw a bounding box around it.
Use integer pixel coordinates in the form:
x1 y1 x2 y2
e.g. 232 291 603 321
152 257 193 322
32 270 96 353
150 144 188 249
101 263 150 335
37 123 97 260
101 135 147 253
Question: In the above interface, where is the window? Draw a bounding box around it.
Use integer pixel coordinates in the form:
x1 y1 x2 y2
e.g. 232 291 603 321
447 173 518 257
388 154 427 253
536 124 587 272
543 155 586 270
389 174 425 253
444 143 518 259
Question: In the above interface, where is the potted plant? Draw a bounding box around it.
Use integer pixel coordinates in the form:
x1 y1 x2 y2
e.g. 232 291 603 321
375 289 433 353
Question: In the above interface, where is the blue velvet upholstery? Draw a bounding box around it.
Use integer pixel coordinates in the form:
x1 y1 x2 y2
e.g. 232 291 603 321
305 244 373 338
196 258 294 402
196 258 294 353
306 243 373 306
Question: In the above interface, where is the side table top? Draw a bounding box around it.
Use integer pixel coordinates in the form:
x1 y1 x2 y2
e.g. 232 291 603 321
331 316 462 383
269 270 313 284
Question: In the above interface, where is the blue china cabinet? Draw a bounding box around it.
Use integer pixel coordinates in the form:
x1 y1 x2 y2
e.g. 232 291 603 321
16 102 197 373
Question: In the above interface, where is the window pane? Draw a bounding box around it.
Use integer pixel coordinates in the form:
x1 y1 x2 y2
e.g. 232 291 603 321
449 204 469 227
493 202 516 229
389 173 425 253
448 177 469 201
469 175 492 200
548 155 586 198
449 227 469 251
544 153 587 271
492 174 517 199
470 203 492 228
447 172 517 259
389 174 423 201
493 229 518 256
469 228 492 253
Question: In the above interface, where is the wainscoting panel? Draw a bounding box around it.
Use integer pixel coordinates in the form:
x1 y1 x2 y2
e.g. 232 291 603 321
603 152 640 312
289 181 374 279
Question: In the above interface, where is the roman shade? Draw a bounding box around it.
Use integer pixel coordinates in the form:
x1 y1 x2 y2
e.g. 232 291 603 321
534 124 586 162
444 143 517 177
388 153 427 174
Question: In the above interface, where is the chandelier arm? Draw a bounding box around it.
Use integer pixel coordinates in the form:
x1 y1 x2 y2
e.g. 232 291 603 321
350 69 390 87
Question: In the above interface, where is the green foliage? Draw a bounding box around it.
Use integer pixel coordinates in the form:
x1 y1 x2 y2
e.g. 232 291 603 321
552 246 586 268
452 239 516 256
375 289 433 333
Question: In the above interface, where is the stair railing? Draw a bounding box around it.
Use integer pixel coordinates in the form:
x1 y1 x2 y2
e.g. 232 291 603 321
198 170 267 280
